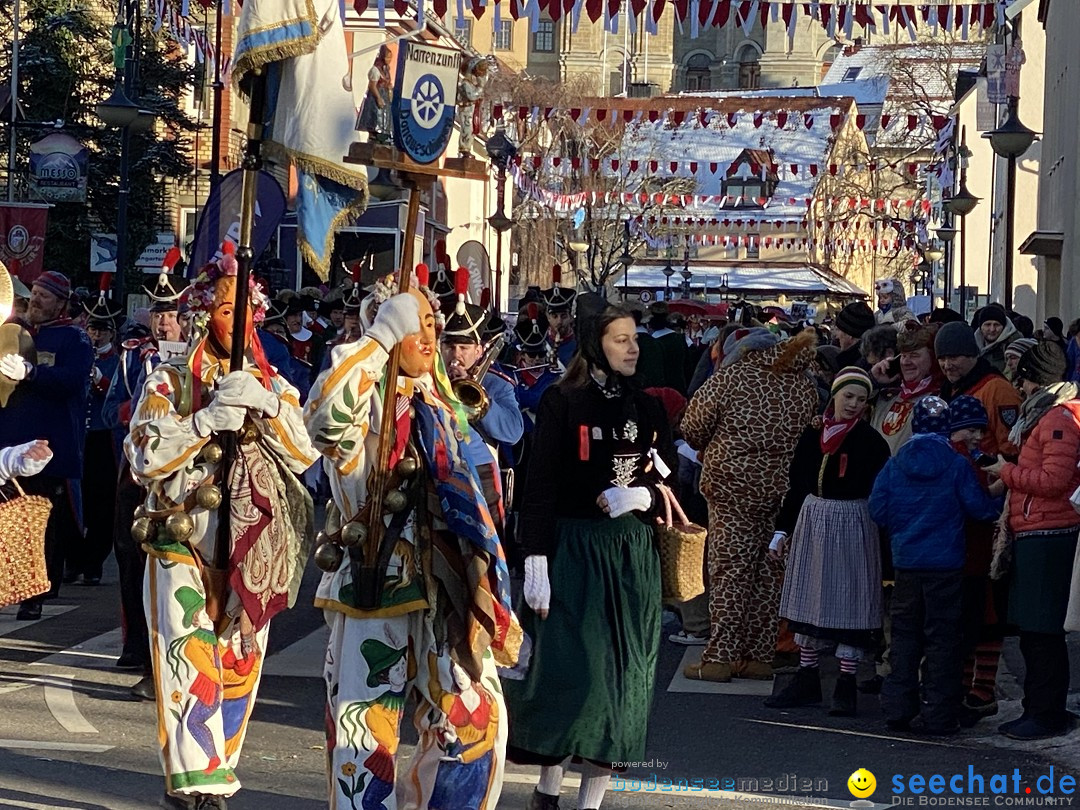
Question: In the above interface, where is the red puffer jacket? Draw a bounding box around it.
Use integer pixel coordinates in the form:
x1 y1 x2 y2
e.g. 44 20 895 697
1001 400 1080 533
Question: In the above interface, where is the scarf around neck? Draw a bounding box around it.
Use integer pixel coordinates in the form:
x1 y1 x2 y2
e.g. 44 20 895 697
820 413 859 455
1008 381 1080 447
899 374 935 401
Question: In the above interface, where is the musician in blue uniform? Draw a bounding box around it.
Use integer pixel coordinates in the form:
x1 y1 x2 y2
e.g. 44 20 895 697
540 265 577 368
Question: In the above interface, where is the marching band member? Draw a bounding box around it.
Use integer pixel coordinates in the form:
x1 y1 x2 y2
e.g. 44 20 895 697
541 265 577 369
126 253 316 809
304 266 516 810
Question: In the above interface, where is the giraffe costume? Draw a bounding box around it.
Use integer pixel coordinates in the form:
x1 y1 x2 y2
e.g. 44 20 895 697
682 329 818 681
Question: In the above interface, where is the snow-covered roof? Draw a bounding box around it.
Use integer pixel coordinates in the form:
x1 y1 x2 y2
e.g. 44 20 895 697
627 262 868 298
616 96 858 219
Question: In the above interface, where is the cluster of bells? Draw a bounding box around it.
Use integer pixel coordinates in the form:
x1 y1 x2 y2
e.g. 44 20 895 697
129 443 224 545
312 456 420 573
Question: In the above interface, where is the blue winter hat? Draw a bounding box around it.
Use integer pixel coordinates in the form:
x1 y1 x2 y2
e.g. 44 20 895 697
913 396 951 436
948 395 988 433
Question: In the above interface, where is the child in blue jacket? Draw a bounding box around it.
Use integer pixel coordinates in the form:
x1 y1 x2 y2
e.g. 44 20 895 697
869 396 1004 735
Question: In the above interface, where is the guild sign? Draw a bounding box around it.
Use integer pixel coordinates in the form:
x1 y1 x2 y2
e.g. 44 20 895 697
391 42 460 164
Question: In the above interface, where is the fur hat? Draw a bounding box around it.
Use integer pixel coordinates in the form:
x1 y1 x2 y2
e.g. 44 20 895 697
896 321 940 355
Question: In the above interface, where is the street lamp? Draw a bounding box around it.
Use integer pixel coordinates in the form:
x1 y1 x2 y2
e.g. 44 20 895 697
95 81 139 128
680 247 692 298
942 179 980 217
942 126 979 316
935 224 958 243
618 220 634 301
985 98 1039 312
485 124 516 312
717 272 730 302
924 239 945 263
662 260 674 299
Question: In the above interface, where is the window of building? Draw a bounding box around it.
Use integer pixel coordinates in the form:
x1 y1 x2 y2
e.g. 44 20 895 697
724 179 766 207
533 20 554 52
842 66 862 82
746 239 760 259
493 20 513 51
454 18 472 46
684 53 711 92
738 57 760 90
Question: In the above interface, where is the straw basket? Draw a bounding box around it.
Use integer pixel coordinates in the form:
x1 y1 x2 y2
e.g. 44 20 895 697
655 484 706 602
0 479 52 607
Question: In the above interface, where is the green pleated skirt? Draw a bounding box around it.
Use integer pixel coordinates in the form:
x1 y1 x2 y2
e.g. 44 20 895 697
504 514 661 765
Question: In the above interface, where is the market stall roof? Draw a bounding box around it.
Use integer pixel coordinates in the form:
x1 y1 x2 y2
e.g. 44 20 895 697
626 263 867 298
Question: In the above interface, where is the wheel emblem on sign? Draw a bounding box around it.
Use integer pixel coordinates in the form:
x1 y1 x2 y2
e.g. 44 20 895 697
411 75 444 130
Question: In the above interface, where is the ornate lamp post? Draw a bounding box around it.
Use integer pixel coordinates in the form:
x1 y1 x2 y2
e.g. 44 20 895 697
985 99 1038 312
942 128 980 317
662 259 674 299
618 220 634 301
485 125 516 311
680 247 692 298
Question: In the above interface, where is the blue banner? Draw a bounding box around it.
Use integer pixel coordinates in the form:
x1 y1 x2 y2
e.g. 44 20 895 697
188 168 287 275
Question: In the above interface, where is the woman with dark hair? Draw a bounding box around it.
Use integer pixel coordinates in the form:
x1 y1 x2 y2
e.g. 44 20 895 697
504 294 674 810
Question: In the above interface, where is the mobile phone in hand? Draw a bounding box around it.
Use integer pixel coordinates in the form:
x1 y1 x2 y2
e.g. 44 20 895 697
887 356 901 376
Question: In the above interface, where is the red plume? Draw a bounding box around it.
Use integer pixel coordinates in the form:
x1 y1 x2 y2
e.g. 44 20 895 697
552 263 562 285
526 302 539 320
480 287 491 308
348 260 362 283
99 272 113 292
162 247 183 272
415 263 429 287
454 267 470 296
220 241 236 256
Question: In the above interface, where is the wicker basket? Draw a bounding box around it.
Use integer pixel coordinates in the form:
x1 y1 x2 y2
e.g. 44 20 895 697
0 479 52 608
655 484 706 602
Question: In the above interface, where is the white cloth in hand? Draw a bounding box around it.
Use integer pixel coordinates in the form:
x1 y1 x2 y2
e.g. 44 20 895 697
213 371 280 418
193 402 246 437
366 293 421 351
0 353 31 381
523 555 551 616
599 486 652 518
0 441 53 484
769 531 787 557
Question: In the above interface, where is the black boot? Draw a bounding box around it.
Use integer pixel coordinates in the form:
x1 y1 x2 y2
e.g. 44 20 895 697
829 673 858 717
159 793 196 810
527 788 561 810
131 673 156 701
764 666 822 708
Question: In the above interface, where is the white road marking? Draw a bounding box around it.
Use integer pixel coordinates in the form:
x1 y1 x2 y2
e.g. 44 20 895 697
30 627 123 669
745 718 970 747
0 799 87 810
0 739 113 753
263 625 329 678
42 676 98 734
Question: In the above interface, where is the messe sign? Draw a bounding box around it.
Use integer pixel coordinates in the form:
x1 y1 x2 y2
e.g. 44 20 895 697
29 133 89 203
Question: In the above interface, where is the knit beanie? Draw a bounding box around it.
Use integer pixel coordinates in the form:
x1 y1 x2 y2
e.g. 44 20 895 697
948 395 988 433
1015 340 1068 387
913 396 951 437
835 301 876 339
1004 337 1038 360
934 321 979 358
929 307 966 324
1045 317 1065 339
830 366 873 399
815 344 841 376
32 270 71 302
720 327 778 367
975 303 1009 328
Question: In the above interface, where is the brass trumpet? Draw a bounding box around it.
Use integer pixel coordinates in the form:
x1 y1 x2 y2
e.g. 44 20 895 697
451 335 504 422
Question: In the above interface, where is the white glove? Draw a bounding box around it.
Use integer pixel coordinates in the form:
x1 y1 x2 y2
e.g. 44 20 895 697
524 555 551 618
192 401 247 437
366 294 421 351
0 353 31 381
0 440 53 484
92 366 103 386
597 486 652 518
213 371 280 418
768 531 788 560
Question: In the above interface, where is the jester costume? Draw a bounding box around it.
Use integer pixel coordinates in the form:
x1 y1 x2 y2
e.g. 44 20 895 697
305 330 516 810
125 339 316 802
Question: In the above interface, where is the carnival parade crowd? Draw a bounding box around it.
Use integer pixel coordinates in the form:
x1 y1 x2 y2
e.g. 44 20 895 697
4 259 1080 810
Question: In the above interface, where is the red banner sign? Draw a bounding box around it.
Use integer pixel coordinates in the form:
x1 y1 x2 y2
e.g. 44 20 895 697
0 203 49 284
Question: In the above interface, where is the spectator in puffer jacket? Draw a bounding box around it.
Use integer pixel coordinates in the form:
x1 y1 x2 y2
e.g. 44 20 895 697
870 396 1004 736
984 340 1079 741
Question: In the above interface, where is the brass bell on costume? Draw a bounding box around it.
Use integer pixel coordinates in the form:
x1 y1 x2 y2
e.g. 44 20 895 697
165 512 195 542
325 501 342 535
195 484 222 510
313 541 344 572
131 516 154 544
394 457 418 478
201 442 223 464
383 489 408 513
340 521 367 547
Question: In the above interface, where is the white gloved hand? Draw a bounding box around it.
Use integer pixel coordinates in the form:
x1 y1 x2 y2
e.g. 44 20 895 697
768 531 788 560
366 293 421 351
193 401 247 437
0 353 31 381
92 366 103 386
523 555 551 618
213 371 280 418
0 440 53 484
597 486 653 519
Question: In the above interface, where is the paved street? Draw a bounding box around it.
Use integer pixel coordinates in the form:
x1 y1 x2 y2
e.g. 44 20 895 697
2 558 1080 810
